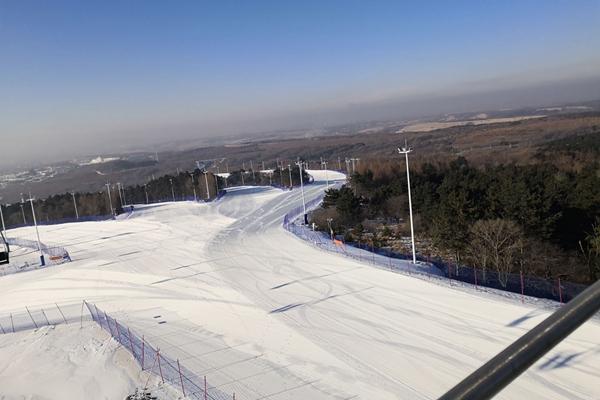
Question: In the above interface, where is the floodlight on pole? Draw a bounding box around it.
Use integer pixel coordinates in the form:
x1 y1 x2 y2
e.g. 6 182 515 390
27 192 45 266
398 142 417 264
105 183 114 217
71 192 79 220
295 159 308 225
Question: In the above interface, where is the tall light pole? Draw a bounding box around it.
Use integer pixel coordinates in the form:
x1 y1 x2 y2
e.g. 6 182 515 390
250 161 255 182
321 160 329 188
20 194 27 225
144 184 149 204
337 157 341 171
295 159 308 225
105 183 114 217
116 182 124 208
398 143 417 264
203 171 210 200
190 174 197 202
169 178 175 201
27 193 45 266
288 164 292 188
71 192 79 220
0 198 6 235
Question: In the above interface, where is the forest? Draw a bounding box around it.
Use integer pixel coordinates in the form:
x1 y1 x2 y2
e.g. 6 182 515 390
312 134 600 286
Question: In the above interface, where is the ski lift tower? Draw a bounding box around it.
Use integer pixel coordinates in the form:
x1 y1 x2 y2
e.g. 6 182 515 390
398 142 417 264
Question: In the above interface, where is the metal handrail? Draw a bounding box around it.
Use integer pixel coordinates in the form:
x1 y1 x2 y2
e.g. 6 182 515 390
439 278 600 400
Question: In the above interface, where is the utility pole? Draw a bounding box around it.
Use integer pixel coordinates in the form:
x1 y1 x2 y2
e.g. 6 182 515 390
345 158 351 174
262 161 265 170
203 171 210 200
190 174 197 202
27 193 45 266
71 192 79 220
105 183 114 217
288 164 292 188
295 159 308 225
169 178 175 201
398 142 417 264
250 161 255 182
144 184 149 204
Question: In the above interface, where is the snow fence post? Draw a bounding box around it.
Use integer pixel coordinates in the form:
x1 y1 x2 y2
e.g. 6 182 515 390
204 376 208 400
157 349 165 383
25 306 38 329
10 313 15 333
56 303 68 324
177 358 186 397
474 267 478 290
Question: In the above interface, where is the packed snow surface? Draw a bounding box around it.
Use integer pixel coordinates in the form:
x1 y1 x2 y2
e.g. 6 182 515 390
0 170 599 399
0 323 172 400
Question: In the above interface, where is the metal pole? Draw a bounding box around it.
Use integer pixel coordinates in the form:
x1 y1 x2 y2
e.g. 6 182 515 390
71 192 79 220
250 160 255 181
439 278 600 400
144 184 149 204
288 164 292 188
398 144 417 264
28 194 45 266
296 160 307 225
169 178 175 201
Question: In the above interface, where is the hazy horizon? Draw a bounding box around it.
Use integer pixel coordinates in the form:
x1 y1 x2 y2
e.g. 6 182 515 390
2 1 599 167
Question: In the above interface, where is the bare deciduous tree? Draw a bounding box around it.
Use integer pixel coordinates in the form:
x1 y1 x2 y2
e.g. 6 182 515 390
469 219 523 287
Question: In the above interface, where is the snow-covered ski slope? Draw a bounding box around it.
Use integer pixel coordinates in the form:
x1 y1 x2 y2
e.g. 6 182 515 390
0 170 598 399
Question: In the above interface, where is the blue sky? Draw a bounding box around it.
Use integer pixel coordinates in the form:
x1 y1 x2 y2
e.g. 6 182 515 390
1 1 599 164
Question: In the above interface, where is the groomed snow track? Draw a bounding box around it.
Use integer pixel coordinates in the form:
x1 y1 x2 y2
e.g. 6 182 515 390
0 170 599 399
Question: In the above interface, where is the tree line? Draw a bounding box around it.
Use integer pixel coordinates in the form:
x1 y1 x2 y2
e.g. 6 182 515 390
1 166 308 228
314 154 600 285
